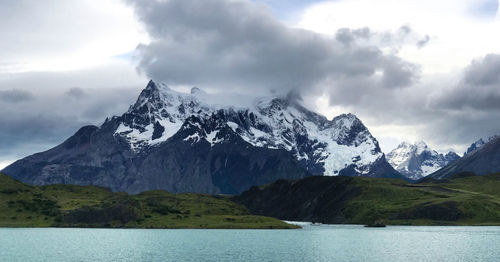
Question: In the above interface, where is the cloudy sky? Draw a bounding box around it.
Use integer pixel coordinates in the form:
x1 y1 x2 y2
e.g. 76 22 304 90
1 0 500 169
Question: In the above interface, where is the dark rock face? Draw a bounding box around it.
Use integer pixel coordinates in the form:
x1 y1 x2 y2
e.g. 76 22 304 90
430 136 500 180
339 155 404 180
152 121 165 140
233 176 361 224
464 135 499 156
3 118 309 194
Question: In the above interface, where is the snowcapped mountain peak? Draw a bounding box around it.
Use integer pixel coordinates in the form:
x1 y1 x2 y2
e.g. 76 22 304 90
110 80 399 178
3 80 404 195
464 135 499 156
395 141 413 149
445 151 459 159
333 113 360 129
415 140 427 148
398 141 411 147
387 141 460 180
129 80 183 112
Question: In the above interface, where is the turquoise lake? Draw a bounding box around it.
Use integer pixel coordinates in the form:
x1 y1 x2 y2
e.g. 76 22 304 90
1 224 500 261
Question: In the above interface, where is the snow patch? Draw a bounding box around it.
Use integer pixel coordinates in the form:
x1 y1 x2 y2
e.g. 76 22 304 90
113 80 385 176
205 130 223 146
226 121 239 131
114 119 182 152
183 133 201 143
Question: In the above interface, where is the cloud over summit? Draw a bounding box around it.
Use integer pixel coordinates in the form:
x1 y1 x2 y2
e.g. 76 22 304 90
0 0 499 167
127 0 420 95
436 54 500 111
123 0 500 153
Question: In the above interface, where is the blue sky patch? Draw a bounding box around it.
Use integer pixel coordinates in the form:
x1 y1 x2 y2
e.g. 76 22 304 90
469 0 498 19
254 0 329 21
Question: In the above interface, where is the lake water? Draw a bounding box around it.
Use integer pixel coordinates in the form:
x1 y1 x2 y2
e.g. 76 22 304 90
1 224 500 261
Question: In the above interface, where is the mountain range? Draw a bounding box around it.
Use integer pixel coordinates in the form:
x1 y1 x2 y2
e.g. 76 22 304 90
429 135 500 180
2 80 403 194
386 141 460 180
464 135 499 156
3 80 500 193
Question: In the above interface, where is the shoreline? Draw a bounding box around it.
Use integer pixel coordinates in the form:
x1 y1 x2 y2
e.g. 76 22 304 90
3 221 500 229
284 221 500 227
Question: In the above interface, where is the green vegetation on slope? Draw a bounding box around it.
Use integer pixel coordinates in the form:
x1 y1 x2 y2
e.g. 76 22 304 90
0 173 297 229
235 173 500 226
345 173 500 225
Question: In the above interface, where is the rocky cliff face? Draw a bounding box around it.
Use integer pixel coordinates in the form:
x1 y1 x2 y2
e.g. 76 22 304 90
429 136 500 180
387 141 460 180
464 135 499 156
2 80 403 194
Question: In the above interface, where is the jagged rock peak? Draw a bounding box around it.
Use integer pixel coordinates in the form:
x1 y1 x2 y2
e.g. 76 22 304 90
332 113 362 128
129 80 171 112
2 80 405 195
464 134 499 156
113 80 392 177
430 135 500 180
387 141 459 180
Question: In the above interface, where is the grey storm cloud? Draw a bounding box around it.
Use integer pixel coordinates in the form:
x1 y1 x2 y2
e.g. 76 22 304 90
416 35 431 49
335 27 372 45
435 54 500 111
335 25 421 51
0 0 498 164
0 89 34 103
315 52 500 152
126 0 420 94
0 68 144 163
0 85 139 161
464 54 500 87
124 0 500 152
65 87 87 99
374 54 500 151
381 57 420 88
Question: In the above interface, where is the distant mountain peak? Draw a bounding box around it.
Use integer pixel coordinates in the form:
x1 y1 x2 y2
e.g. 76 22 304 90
333 113 362 127
464 134 499 156
430 135 500 180
387 141 459 180
415 140 428 148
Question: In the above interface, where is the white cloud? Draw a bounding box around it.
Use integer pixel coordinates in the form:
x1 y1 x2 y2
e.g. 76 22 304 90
293 0 500 153
1 0 500 161
297 0 500 75
0 0 148 73
0 161 13 171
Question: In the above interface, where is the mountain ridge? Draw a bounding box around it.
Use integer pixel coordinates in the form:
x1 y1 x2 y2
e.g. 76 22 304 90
430 136 500 180
464 135 499 156
234 173 500 225
387 141 460 180
2 80 404 194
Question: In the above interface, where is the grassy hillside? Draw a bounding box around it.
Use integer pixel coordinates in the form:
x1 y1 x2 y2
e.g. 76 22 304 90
346 173 500 225
235 173 500 226
0 173 297 229
4 170 499 227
